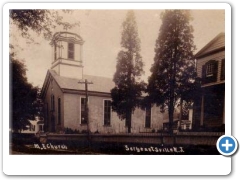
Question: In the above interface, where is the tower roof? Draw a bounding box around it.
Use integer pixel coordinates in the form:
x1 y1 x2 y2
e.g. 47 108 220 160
50 32 84 45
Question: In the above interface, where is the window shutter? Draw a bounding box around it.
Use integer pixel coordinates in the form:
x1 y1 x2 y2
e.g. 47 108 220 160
50 96 52 110
201 64 206 84
221 59 225 80
213 60 218 82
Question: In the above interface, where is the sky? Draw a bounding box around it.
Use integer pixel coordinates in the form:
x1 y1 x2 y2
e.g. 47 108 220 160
10 9 225 87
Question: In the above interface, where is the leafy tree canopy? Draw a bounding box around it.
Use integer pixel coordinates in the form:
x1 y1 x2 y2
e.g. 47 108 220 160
147 10 199 132
148 10 197 105
111 11 146 133
10 52 42 132
10 10 80 42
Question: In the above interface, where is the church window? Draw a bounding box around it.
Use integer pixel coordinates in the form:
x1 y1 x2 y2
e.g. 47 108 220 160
104 100 111 126
68 42 74 59
58 98 61 125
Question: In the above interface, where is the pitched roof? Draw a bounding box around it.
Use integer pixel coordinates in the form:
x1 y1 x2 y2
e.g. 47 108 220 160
195 32 225 59
49 70 115 93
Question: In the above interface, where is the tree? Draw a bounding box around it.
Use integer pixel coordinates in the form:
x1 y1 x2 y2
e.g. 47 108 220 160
10 10 80 41
147 10 197 134
111 11 145 133
10 53 39 132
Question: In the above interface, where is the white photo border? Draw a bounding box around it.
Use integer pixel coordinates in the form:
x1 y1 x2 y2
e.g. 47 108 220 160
3 2 231 175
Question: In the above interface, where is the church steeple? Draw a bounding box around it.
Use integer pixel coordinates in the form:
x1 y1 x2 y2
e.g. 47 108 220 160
50 32 84 79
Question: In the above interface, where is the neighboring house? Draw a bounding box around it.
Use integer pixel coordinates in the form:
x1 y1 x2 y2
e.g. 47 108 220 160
21 117 44 134
162 100 193 131
41 32 182 134
193 33 225 130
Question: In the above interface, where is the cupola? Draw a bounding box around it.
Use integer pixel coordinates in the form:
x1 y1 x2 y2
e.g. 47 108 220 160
50 32 84 79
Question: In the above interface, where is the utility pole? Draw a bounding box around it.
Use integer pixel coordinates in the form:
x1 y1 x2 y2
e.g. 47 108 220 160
78 79 93 150
78 79 93 133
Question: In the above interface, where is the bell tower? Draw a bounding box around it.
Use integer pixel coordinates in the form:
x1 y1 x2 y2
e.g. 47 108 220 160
50 32 84 79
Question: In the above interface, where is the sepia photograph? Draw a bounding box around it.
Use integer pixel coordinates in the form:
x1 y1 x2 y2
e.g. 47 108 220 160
9 8 225 156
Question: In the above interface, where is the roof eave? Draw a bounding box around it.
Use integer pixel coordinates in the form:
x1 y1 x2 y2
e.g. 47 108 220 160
194 46 225 59
194 32 225 59
40 70 51 99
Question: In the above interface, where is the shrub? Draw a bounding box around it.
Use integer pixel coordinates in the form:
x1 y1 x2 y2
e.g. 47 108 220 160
64 127 81 134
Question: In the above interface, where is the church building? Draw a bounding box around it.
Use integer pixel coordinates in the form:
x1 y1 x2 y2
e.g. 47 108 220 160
41 32 182 134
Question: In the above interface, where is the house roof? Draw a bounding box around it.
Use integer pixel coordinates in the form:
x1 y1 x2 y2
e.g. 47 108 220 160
194 32 225 59
49 70 115 93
